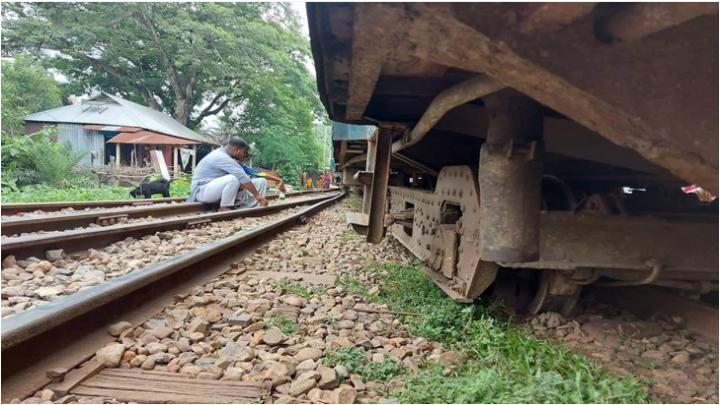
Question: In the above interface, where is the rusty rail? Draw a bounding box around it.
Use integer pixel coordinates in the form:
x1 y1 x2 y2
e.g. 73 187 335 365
1 190 327 235
1 192 341 260
1 197 187 216
1 192 344 401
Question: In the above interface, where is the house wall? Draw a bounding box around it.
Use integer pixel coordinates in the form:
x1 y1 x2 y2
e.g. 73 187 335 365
56 123 105 166
24 122 45 134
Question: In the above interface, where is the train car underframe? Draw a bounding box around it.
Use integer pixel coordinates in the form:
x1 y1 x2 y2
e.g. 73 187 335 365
345 91 717 315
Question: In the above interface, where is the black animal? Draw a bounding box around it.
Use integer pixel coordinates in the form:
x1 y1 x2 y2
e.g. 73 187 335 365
130 178 171 199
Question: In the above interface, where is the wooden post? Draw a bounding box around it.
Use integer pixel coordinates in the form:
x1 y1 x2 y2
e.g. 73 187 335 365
115 143 120 166
367 127 392 244
192 144 197 170
362 131 377 214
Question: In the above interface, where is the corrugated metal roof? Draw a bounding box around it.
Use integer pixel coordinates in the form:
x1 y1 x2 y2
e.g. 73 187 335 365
108 130 200 145
83 124 142 132
26 93 217 145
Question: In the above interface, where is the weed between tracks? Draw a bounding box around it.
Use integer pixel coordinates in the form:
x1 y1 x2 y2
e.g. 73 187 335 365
324 347 405 383
267 313 297 335
368 261 650 403
273 280 328 299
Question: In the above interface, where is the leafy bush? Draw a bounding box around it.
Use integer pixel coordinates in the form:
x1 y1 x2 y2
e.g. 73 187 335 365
1 127 87 189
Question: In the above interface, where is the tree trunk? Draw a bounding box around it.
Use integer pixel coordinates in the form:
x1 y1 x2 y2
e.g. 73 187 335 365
174 98 190 126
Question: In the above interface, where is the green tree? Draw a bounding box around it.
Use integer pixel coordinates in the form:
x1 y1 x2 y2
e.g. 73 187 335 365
1 55 62 135
1 2 321 128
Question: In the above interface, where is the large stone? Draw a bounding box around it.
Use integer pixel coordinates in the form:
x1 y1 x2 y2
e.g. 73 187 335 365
188 318 210 334
671 351 690 364
436 350 467 366
289 378 316 396
96 343 126 367
108 321 133 337
151 326 174 339
284 296 305 307
228 313 253 327
45 249 66 262
331 385 357 404
263 327 288 346
33 286 63 298
642 350 667 361
294 348 323 362
318 365 339 389
145 342 168 355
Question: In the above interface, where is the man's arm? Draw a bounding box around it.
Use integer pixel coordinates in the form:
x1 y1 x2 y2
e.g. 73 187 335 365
263 173 287 192
215 156 268 206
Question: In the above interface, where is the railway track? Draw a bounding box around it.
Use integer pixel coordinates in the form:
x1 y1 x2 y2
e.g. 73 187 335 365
1 189 328 235
1 191 344 402
1 191 338 260
1 197 187 216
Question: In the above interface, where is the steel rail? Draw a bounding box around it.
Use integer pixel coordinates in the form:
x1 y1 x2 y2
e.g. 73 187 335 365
1 197 187 216
1 190 327 235
1 192 344 401
1 192 341 260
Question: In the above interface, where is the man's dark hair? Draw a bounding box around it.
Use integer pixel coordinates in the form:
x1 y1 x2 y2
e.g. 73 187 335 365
227 136 249 149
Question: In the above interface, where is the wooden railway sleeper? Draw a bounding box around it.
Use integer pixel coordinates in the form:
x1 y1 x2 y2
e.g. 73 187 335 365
186 219 211 229
96 214 128 226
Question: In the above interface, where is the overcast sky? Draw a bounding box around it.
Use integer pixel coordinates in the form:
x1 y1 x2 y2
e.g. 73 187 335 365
290 1 310 38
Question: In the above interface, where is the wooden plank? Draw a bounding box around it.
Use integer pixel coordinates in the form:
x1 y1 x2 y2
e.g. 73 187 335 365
245 270 336 286
72 386 256 404
47 360 105 396
72 368 267 403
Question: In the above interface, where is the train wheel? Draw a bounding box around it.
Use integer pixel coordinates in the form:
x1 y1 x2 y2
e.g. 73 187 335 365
494 269 581 316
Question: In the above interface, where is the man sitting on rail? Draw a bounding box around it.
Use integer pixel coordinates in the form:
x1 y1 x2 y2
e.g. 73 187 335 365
187 136 286 212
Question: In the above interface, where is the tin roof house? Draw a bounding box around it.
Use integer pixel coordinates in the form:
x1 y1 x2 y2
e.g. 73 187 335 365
24 92 217 171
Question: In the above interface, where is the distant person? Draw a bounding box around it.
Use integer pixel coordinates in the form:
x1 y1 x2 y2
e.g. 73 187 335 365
187 136 285 211
323 171 331 189
301 172 308 187
305 176 313 190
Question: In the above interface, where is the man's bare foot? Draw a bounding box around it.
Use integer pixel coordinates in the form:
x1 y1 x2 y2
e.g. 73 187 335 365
218 206 233 212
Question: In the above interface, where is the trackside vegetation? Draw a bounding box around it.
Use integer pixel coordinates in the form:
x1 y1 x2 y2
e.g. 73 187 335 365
368 261 650 403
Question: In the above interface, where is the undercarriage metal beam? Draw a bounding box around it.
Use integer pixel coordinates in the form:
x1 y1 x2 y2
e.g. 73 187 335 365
479 91 544 262
391 75 505 154
367 127 393 243
499 211 718 281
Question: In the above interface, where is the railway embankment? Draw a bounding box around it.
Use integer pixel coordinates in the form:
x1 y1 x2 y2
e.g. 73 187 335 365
11 197 715 403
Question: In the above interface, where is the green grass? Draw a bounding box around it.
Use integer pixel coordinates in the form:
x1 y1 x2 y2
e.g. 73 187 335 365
2 176 190 203
266 314 296 335
336 274 375 300
339 229 364 242
2 184 134 203
324 347 405 382
368 261 650 403
273 280 328 299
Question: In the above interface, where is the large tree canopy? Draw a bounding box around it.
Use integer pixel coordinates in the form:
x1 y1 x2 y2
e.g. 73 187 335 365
1 55 63 136
2 2 329 184
2 2 322 129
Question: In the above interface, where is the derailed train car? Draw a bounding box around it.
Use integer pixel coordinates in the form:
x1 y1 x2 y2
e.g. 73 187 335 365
308 3 718 313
